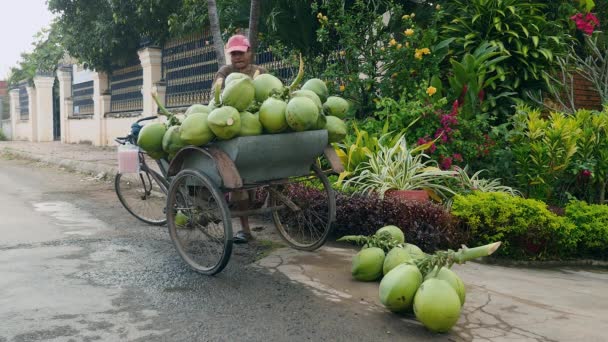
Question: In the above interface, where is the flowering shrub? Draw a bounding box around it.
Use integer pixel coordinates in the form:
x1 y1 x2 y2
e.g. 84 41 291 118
570 12 600 35
313 0 450 117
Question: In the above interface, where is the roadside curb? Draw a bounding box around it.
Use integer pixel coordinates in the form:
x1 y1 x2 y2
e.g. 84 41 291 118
475 256 608 268
1 146 117 179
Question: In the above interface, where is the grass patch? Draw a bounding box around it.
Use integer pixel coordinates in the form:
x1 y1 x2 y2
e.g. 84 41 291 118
254 239 286 261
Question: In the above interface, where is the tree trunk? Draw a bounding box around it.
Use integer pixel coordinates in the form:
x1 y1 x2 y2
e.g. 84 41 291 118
207 0 226 66
248 0 261 56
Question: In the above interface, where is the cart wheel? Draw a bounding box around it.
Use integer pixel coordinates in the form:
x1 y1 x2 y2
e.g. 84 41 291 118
270 163 336 251
166 169 233 275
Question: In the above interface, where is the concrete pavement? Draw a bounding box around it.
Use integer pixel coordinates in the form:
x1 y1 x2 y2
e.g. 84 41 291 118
2 141 608 341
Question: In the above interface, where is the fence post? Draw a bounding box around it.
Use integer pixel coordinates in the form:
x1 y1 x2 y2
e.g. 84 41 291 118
33 75 55 142
56 67 72 143
92 72 109 146
26 85 37 142
99 94 111 146
138 47 163 117
9 89 19 140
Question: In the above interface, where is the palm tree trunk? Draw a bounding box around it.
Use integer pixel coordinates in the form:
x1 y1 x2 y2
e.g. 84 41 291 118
248 0 261 56
207 0 226 66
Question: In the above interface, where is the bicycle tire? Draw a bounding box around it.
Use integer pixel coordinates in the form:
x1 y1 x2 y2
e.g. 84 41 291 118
166 169 233 275
115 168 168 226
270 163 336 251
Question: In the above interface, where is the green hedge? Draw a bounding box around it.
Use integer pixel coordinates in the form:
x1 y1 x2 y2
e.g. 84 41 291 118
451 192 575 259
564 201 608 259
452 192 608 260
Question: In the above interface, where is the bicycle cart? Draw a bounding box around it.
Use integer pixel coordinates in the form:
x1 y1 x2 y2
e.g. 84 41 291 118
164 129 343 275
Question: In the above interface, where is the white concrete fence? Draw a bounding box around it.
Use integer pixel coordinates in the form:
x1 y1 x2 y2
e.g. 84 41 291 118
8 47 167 146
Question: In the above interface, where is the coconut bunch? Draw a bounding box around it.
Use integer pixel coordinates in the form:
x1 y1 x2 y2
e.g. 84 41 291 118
338 227 501 333
135 55 349 160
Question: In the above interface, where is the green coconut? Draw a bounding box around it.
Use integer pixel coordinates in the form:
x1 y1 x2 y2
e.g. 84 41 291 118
351 247 385 281
137 122 166 156
323 96 349 119
253 74 284 102
259 97 289 133
325 116 347 143
375 225 405 244
414 278 462 333
175 210 189 228
207 106 241 140
404 243 426 260
162 125 187 159
383 247 414 275
314 112 327 130
379 264 423 313
185 104 211 116
286 96 319 132
302 78 329 103
425 267 466 306
180 112 215 146
291 89 323 112
221 77 255 111
146 150 167 160
225 72 251 86
239 111 263 136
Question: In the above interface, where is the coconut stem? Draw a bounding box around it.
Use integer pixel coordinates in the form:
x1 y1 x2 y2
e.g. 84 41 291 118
151 92 180 126
214 78 223 105
452 242 502 264
337 234 401 251
288 53 304 92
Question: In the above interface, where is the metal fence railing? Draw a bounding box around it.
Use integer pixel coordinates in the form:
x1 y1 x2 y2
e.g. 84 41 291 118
162 32 299 110
19 84 28 120
72 80 94 116
162 31 218 109
110 59 143 113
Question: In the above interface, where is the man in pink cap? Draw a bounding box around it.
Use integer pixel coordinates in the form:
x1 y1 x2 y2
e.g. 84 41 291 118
213 34 267 85
214 34 267 244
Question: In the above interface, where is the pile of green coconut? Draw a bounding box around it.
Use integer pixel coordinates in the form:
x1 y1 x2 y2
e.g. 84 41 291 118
136 57 349 160
339 226 501 333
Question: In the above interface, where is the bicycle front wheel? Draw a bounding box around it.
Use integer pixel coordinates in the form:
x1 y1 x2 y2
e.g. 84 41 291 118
115 170 167 225
166 169 232 275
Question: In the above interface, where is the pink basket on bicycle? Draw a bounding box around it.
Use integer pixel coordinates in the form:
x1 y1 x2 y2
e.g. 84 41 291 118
117 143 140 174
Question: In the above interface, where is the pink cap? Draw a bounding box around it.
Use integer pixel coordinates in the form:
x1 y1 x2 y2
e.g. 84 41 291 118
226 34 250 53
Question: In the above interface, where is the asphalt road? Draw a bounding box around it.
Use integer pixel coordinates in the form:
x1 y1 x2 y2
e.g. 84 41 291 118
0 156 444 342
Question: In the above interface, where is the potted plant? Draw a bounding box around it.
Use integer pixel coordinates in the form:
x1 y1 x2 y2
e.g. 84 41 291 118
343 134 457 202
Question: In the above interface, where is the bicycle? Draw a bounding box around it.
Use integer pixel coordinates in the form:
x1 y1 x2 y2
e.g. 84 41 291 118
114 116 170 225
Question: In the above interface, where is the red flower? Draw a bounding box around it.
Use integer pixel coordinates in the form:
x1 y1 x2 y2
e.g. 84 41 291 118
451 100 459 115
458 85 468 106
452 153 463 162
478 89 485 102
580 169 592 178
440 156 453 170
571 12 600 35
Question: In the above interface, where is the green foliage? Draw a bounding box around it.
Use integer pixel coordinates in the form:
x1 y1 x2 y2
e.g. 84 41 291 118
442 0 571 112
48 0 252 71
507 105 608 204
312 0 450 118
564 200 608 258
450 166 521 197
446 42 515 122
343 134 457 200
7 23 64 86
451 192 575 260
